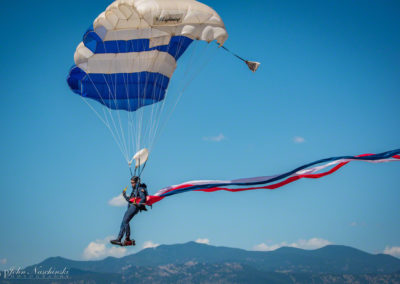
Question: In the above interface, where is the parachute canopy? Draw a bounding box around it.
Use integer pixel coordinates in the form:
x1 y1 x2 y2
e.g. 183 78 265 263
67 0 228 112
67 0 228 165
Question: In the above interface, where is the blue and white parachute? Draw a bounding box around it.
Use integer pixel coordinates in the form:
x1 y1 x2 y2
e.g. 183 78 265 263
67 0 228 165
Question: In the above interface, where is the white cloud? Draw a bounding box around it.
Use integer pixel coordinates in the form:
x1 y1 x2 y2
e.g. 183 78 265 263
0 258 6 264
253 238 331 251
108 194 127 207
195 238 210 245
294 238 332 249
203 133 226 142
253 243 282 251
384 246 400 258
143 241 160 249
350 221 366 227
293 136 306 144
82 237 127 260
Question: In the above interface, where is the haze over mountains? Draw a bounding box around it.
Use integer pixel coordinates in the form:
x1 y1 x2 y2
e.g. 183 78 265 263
3 242 400 283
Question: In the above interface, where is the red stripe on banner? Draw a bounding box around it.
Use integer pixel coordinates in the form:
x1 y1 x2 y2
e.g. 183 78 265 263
144 153 400 205
130 195 165 206
196 161 351 192
195 154 400 193
146 195 164 205
160 183 196 195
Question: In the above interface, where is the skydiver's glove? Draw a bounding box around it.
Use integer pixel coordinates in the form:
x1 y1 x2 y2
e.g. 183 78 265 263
122 186 128 193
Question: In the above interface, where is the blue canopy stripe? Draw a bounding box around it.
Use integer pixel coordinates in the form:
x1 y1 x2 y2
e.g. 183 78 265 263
67 26 193 112
83 27 193 60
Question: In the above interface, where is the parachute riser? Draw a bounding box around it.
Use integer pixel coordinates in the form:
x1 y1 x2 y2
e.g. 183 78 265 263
129 166 136 178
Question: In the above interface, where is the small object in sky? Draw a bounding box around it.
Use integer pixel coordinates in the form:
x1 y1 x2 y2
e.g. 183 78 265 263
219 44 261 72
246 61 261 72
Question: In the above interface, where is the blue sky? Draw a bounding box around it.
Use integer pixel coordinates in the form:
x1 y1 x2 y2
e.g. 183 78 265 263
0 0 399 268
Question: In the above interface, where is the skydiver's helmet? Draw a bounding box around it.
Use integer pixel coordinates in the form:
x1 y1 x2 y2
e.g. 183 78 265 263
131 176 140 183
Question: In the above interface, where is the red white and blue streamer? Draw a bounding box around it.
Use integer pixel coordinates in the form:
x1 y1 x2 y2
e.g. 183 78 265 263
137 149 400 205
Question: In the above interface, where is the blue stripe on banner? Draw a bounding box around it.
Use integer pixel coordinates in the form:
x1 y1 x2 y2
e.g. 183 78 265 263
67 66 170 112
159 149 400 197
83 26 193 60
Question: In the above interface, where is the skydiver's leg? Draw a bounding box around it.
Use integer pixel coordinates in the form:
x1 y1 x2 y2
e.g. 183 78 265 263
111 207 132 245
124 206 139 240
117 206 133 240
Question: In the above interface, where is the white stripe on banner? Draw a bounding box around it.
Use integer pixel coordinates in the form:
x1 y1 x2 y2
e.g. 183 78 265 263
77 49 177 78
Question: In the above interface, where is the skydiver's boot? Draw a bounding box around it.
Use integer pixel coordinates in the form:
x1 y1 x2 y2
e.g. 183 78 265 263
124 237 135 246
110 238 122 246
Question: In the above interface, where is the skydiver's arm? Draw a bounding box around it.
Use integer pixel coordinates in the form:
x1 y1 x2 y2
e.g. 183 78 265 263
122 187 131 202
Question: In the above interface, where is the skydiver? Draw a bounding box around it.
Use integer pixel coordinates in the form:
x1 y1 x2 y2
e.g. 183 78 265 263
110 176 148 246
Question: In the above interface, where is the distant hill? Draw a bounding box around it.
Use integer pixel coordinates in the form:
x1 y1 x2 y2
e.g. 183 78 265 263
26 242 400 274
5 242 400 283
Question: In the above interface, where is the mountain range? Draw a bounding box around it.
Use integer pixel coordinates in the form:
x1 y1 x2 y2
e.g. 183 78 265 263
2 242 400 283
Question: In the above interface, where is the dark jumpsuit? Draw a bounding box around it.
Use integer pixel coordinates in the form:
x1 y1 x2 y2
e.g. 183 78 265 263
118 185 147 240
